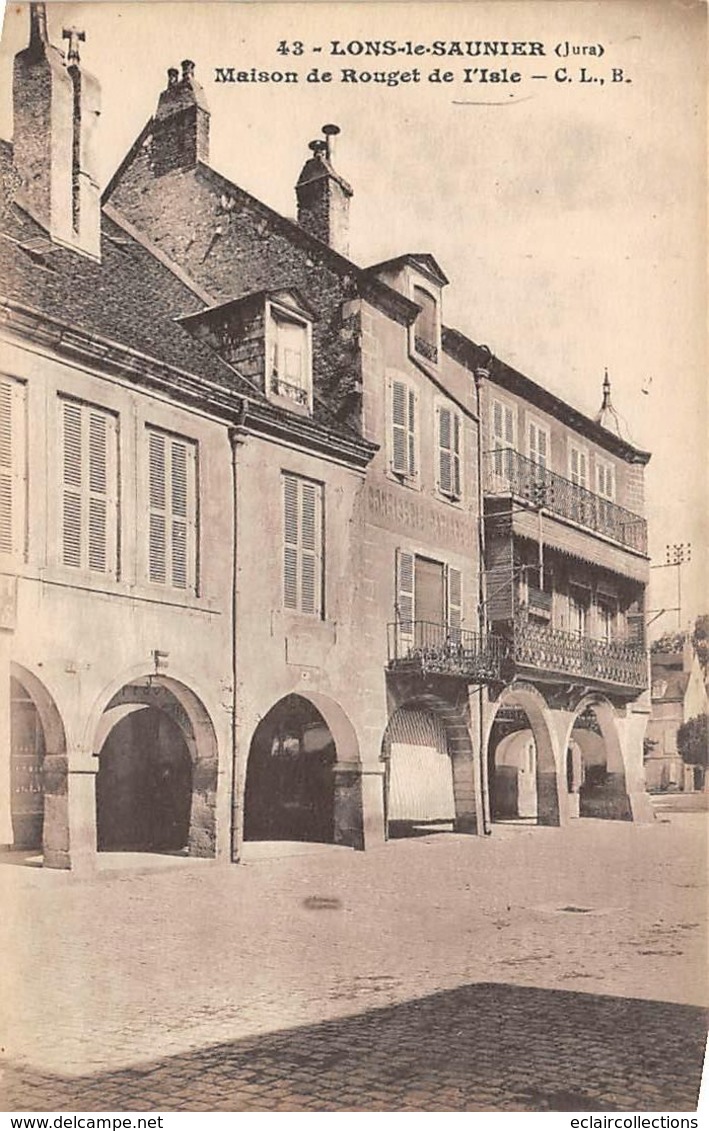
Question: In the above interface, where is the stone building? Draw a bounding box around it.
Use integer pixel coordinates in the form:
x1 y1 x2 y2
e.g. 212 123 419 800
0 5 653 871
645 642 709 792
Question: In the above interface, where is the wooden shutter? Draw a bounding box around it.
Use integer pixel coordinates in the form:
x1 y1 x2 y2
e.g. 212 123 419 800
492 400 514 476
300 480 319 615
283 473 322 615
529 421 548 469
61 400 82 568
61 399 116 574
147 430 196 591
170 438 198 590
396 549 415 646
148 430 167 584
452 412 461 497
438 406 452 494
391 380 408 474
407 388 417 475
447 565 462 642
597 461 614 500
283 474 299 609
571 446 587 487
0 377 26 557
438 407 462 498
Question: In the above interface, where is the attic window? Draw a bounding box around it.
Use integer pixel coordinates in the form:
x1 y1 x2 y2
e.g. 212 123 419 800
268 304 312 413
413 285 439 365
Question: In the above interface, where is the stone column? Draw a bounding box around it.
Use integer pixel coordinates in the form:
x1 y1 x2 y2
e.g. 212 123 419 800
544 708 577 826
333 762 365 850
66 759 98 874
43 753 70 869
615 705 654 823
359 764 386 849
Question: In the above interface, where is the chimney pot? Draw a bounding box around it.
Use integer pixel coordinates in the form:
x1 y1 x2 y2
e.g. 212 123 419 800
167 66 179 87
181 59 195 81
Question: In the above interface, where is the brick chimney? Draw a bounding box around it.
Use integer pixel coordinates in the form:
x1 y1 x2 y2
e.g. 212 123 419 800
296 125 353 256
12 3 101 259
150 60 209 176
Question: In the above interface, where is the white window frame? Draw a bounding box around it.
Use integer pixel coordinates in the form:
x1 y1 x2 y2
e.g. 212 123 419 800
282 472 324 618
58 395 119 578
0 375 27 561
145 426 199 595
527 416 550 470
436 401 462 501
409 280 441 368
389 376 418 482
266 300 313 414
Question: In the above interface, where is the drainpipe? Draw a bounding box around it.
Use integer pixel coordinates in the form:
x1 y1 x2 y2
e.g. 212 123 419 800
229 398 249 863
474 353 492 835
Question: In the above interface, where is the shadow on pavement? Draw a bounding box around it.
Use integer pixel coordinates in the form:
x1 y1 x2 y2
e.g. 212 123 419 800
3 982 707 1112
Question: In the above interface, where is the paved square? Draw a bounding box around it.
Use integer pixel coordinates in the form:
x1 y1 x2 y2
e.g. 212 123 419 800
1 811 707 1111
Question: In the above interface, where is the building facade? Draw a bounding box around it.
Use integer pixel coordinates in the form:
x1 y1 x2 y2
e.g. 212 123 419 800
645 642 709 792
1 5 654 872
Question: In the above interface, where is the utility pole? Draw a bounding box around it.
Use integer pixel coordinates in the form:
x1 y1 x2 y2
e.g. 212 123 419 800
649 542 692 631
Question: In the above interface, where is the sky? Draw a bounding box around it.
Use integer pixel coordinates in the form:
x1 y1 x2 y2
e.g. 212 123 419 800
0 0 706 633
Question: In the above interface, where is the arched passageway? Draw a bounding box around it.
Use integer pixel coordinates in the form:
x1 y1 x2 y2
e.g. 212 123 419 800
94 677 218 857
488 711 540 823
9 664 68 867
486 686 560 827
571 701 632 821
244 694 338 844
96 707 192 851
383 705 456 838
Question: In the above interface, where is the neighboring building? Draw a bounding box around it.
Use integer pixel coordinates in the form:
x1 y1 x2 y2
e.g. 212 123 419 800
1 5 654 872
645 641 709 791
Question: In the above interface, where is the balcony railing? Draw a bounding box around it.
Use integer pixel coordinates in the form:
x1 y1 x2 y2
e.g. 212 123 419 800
271 373 309 406
512 619 647 690
483 448 647 554
388 620 505 682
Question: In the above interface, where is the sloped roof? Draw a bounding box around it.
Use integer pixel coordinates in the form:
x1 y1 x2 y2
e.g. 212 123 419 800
368 253 450 288
0 141 255 393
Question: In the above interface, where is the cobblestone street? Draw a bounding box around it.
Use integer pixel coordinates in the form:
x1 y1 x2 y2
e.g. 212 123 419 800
1 813 707 1112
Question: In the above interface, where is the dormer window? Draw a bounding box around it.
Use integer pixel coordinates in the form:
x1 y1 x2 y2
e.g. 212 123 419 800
268 305 311 410
177 287 315 417
412 285 439 365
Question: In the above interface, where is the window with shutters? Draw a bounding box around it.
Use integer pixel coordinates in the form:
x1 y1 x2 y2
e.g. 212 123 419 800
268 304 312 411
395 550 462 643
282 473 323 617
528 418 550 470
596 458 615 501
58 397 118 576
0 376 27 559
146 427 198 593
437 405 462 500
569 444 589 488
390 378 417 480
491 398 516 478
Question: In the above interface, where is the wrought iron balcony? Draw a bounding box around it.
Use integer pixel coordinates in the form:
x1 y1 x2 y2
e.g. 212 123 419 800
483 449 647 554
388 620 505 682
512 618 648 691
